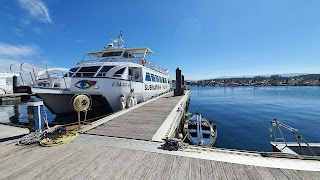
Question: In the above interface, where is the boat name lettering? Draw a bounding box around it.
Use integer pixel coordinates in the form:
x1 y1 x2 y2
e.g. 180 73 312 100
112 82 129 87
145 84 162 91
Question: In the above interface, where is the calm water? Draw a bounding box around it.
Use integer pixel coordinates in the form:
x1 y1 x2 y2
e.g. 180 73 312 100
1 86 320 152
188 86 320 151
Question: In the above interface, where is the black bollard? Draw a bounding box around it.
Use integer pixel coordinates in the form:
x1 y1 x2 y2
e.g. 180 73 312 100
175 68 182 96
12 75 18 93
181 75 185 85
181 75 185 94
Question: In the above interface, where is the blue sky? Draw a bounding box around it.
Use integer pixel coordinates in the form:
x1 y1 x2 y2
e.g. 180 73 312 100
0 0 320 80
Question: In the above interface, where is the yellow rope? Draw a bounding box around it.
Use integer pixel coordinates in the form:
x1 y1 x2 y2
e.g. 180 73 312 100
40 132 79 147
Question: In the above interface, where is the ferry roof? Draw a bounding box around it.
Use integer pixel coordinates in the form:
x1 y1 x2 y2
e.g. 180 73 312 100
86 47 153 57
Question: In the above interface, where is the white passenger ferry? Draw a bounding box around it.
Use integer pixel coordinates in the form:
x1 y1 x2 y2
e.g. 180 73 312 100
31 33 172 115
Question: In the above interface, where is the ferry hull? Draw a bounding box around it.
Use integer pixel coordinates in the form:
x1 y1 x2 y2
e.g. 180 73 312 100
36 93 112 115
33 85 170 116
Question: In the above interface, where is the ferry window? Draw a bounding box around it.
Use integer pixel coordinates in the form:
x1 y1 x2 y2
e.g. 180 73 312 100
164 78 167 83
102 51 122 57
155 75 160 82
145 73 151 81
151 74 156 82
77 66 100 77
64 67 79 77
123 51 129 58
96 66 115 77
113 68 125 77
160 77 163 83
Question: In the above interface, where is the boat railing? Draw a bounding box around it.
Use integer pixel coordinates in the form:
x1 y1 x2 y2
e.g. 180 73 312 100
269 119 316 156
11 63 70 88
10 63 38 85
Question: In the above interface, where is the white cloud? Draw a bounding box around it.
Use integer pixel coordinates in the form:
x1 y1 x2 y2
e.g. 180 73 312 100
0 42 41 73
18 0 52 23
0 58 24 72
0 43 38 57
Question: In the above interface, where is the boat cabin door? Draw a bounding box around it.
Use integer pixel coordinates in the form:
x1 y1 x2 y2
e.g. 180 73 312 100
129 67 142 82
128 67 142 100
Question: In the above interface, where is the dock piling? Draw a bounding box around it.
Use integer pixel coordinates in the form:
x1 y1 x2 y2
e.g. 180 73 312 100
175 68 182 96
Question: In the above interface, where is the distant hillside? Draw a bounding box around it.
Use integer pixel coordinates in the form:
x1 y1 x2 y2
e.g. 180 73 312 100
214 73 304 79
187 73 320 82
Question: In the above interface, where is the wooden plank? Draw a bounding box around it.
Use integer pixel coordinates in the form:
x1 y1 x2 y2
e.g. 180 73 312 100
34 144 96 179
294 170 317 180
0 143 33 159
5 146 79 179
54 144 107 179
210 160 229 180
152 154 175 180
254 166 277 180
168 155 190 180
106 149 147 179
224 162 250 180
117 150 150 179
130 151 160 179
129 152 159 179
188 158 202 179
70 146 115 179
198 158 214 179
242 164 263 180
266 168 290 180
279 169 302 180
0 144 78 179
73 146 126 179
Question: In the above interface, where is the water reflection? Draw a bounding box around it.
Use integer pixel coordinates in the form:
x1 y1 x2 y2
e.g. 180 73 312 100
0 101 110 127
9 104 20 124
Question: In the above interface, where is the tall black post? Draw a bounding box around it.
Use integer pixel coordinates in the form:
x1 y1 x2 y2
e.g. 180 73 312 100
175 68 181 96
181 75 185 85
12 75 18 93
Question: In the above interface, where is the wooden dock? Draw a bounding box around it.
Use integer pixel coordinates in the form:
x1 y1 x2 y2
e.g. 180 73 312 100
84 91 187 141
0 90 320 179
0 93 32 104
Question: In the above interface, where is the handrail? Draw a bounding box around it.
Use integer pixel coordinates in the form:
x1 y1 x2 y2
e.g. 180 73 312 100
269 119 316 156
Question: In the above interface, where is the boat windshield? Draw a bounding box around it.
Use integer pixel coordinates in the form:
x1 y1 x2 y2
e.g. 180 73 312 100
64 67 79 77
102 51 122 57
75 66 100 77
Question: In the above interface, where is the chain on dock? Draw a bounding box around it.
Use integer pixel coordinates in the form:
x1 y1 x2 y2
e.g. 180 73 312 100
162 137 188 151
17 125 68 145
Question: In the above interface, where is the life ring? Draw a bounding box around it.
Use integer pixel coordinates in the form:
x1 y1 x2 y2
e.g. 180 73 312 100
141 58 146 66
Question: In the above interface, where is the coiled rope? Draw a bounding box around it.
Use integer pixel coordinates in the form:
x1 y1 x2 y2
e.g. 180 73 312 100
71 94 91 112
40 132 79 147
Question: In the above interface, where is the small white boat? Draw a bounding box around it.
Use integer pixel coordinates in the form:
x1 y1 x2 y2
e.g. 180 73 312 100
183 113 217 146
269 119 320 156
0 72 19 95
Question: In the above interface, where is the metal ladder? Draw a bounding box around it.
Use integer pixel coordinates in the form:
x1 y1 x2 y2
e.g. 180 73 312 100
269 119 316 156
